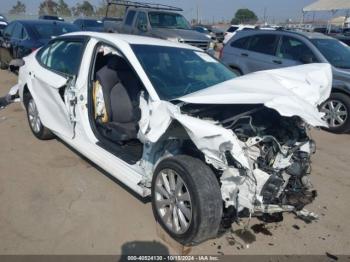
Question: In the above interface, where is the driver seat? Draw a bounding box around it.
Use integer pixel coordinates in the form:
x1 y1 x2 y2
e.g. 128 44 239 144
96 55 141 143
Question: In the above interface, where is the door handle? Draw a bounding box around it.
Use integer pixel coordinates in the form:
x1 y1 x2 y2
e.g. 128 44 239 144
241 53 249 57
273 60 282 64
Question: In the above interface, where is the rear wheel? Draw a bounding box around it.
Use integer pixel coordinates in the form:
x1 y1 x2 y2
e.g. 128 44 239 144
24 93 55 140
152 155 223 245
320 93 350 134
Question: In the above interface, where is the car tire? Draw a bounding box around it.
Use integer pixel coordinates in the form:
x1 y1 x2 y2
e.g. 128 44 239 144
24 93 55 140
321 92 350 134
151 155 223 245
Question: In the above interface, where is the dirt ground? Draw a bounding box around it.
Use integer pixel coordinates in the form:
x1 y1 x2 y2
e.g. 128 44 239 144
0 69 350 256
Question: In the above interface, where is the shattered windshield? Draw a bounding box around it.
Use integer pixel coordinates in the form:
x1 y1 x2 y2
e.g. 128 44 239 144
312 38 350 69
132 45 236 100
148 12 191 30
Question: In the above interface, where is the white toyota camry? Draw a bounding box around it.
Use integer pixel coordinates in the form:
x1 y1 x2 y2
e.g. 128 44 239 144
15 32 332 245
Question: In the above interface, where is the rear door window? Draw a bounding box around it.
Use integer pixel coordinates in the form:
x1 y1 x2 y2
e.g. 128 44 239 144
136 11 147 30
277 36 317 62
125 10 136 26
248 34 279 55
39 39 85 75
231 36 250 49
36 45 50 65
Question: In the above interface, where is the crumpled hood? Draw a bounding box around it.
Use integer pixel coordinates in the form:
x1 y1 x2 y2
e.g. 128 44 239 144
151 28 210 42
178 63 332 127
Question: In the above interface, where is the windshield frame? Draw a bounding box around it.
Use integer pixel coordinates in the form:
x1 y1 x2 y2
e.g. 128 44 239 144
148 11 191 30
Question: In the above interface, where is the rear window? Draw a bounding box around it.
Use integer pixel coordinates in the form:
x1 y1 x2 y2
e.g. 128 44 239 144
32 23 78 39
227 26 238 33
248 34 279 55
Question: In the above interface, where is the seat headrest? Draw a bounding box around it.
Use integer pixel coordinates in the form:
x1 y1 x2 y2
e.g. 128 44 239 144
107 55 130 71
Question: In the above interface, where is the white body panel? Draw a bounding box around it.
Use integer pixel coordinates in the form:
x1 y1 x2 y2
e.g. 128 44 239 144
16 32 331 209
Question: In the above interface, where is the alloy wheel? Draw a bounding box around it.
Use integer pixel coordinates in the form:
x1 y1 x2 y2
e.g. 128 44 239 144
321 100 348 128
154 168 192 234
28 99 42 134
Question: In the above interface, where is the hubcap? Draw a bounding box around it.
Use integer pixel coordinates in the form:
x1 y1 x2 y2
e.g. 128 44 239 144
321 100 348 128
28 99 42 133
154 169 192 234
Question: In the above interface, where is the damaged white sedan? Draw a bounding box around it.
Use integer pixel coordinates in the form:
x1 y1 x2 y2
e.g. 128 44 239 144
16 32 332 245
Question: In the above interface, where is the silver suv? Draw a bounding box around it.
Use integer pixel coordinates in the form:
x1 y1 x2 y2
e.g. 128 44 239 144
221 30 350 133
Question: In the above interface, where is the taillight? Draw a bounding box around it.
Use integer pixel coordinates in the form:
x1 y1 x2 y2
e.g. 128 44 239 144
224 32 228 36
31 47 37 52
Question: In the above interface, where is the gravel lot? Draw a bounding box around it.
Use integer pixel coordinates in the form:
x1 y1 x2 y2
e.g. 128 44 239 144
0 69 350 256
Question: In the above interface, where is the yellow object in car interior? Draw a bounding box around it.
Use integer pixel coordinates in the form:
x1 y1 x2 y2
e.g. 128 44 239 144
93 80 109 123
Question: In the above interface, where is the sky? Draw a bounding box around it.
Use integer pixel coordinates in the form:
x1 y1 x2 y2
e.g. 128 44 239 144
0 0 337 23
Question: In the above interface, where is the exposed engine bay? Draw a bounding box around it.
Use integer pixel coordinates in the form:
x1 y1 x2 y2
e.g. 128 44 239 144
180 103 318 225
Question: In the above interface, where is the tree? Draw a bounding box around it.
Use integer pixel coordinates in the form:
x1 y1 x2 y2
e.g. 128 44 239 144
9 1 26 14
39 0 58 15
57 0 71 17
231 9 258 24
72 1 95 17
95 0 125 18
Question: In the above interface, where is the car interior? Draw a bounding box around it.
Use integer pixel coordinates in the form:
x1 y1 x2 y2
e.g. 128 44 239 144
89 44 145 164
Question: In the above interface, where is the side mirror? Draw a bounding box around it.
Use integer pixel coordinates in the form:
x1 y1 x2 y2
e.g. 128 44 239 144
138 23 148 32
300 54 314 64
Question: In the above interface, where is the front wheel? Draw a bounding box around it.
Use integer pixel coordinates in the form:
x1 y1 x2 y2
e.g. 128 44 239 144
320 93 350 134
151 155 223 245
24 93 55 140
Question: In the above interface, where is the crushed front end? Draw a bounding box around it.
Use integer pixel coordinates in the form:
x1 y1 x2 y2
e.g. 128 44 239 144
180 104 318 226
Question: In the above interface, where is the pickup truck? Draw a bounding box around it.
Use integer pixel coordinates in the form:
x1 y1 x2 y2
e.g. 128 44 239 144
105 1 214 52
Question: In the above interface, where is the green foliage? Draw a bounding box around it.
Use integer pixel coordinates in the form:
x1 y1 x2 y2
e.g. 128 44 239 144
231 8 258 24
39 0 58 15
72 1 95 17
95 0 125 18
9 1 26 15
57 0 71 17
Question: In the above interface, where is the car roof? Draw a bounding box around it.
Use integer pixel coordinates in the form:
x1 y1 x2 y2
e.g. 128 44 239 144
128 7 181 14
75 18 101 21
13 19 72 26
234 29 334 40
65 32 201 50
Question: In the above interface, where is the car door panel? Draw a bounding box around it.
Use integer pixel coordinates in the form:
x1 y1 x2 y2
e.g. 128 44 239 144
245 51 281 72
28 63 73 138
244 34 280 73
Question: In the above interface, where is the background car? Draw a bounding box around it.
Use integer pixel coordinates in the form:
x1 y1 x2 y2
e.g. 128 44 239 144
0 21 7 35
192 25 216 40
73 18 104 32
0 14 8 23
220 29 350 133
39 15 64 21
0 20 78 70
223 24 255 44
